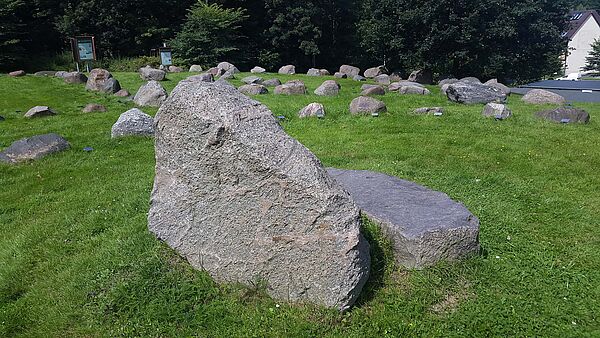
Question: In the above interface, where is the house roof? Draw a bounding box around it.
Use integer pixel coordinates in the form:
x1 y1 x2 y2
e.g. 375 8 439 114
564 10 600 40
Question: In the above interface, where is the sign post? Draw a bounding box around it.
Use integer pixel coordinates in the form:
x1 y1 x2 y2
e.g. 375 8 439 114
71 36 97 72
159 47 173 67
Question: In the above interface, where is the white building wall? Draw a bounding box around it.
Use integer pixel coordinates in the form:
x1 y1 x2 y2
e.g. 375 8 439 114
566 16 600 74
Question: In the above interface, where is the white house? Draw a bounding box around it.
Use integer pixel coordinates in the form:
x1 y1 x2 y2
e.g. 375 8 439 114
564 10 600 74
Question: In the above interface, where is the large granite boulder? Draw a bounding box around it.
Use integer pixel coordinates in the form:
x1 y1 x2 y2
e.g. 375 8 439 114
168 66 183 73
314 80 341 96
207 67 225 77
111 108 154 138
364 66 385 78
334 72 348 79
189 65 203 72
339 65 360 77
374 74 391 85
251 66 266 73
0 133 69 164
274 80 306 95
349 96 387 116
63 72 88 84
148 81 370 311
389 81 424 91
482 103 511 120
183 73 214 83
134 81 168 107
408 69 433 84
535 107 590 124
278 65 296 74
9 70 26 77
361 85 385 96
438 78 459 86
460 77 481 84
220 70 237 80
86 68 121 93
521 89 566 105
241 75 263 84
262 78 282 87
238 84 268 95
140 66 167 81
298 102 325 118
398 85 430 95
307 68 322 76
446 82 506 104
328 169 480 269
217 62 239 73
484 79 511 95
25 106 56 118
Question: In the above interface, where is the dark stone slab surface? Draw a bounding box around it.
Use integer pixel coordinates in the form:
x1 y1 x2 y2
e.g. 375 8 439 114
0 133 70 164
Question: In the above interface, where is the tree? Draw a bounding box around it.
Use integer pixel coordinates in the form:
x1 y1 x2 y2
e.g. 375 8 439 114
170 1 247 66
0 0 26 69
583 38 600 72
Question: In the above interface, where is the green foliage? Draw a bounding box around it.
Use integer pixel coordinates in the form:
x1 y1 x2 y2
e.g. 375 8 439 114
97 56 161 72
0 0 26 69
170 1 247 67
583 38 600 72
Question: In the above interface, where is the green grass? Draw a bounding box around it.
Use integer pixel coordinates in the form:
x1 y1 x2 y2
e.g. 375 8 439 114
1 72 599 337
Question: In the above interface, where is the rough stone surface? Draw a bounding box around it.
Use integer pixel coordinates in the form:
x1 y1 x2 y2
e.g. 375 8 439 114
438 78 459 86
414 107 444 115
148 81 370 311
535 107 590 124
86 68 121 93
111 108 154 138
389 81 424 91
83 103 107 113
307 68 322 76
241 76 263 84
389 73 402 82
408 69 432 84
353 75 366 81
364 66 385 78
183 73 214 83
298 102 325 118
140 66 167 81
440 83 451 95
0 133 70 164
374 74 391 85
446 82 506 104
278 65 296 74
9 70 25 77
55 71 68 78
521 89 566 105
220 70 236 80
34 71 57 77
334 72 348 79
25 106 56 118
399 85 430 95
482 103 512 119
238 84 268 95
134 81 168 107
484 79 511 95
262 78 282 87
207 67 225 77
168 66 183 73
115 89 130 97
361 85 385 96
217 62 238 73
459 77 482 84
63 72 88 84
274 80 306 95
349 96 387 115
339 65 360 77
314 80 340 96
319 69 330 76
251 66 266 73
327 168 480 269
189 65 203 72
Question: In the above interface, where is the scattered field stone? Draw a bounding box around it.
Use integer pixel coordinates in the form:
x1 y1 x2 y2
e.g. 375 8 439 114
183 73 214 83
319 69 330 76
34 71 57 77
440 83 451 95
217 62 239 73
238 84 268 95
389 73 402 82
334 72 348 79
25 106 56 118
389 81 424 91
262 78 282 87
307 68 322 76
111 108 154 138
438 78 459 86
214 79 235 89
278 65 296 74
339 65 360 77
361 85 385 96
9 70 25 77
521 89 566 105
86 68 121 93
327 168 480 269
251 66 266 73
148 80 370 311
0 133 70 164
374 74 391 85
83 103 107 113
274 80 306 95
459 76 481 84
446 82 506 104
353 75 366 81
484 79 511 95
207 67 225 77
298 102 325 118
189 65 203 72
168 66 183 73
140 66 166 81
361 84 379 91
55 71 69 78
399 85 430 95
482 103 511 120
63 72 88 84
364 66 386 78
408 69 432 84
220 70 236 80
314 80 340 96
134 80 168 107
414 107 444 115
349 96 387 115
114 89 130 97
241 75 263 84
536 107 590 124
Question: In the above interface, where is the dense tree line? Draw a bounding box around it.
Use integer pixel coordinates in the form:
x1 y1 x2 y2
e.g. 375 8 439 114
0 0 587 83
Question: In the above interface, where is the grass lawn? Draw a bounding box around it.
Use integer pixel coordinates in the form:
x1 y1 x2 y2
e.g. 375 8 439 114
1 71 599 337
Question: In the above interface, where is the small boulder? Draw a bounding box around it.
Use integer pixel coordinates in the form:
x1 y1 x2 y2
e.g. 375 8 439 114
319 69 330 76
0 133 70 164
251 66 266 73
274 80 306 95
414 107 444 115
307 68 322 76
111 108 155 138
54 71 69 78
298 103 325 118
389 73 402 82
361 85 385 96
482 103 511 120
168 66 183 73
86 68 121 93
535 107 590 124
241 76 263 84
83 103 107 113
374 74 391 85
133 81 168 107
389 81 424 91
25 106 56 118
8 70 25 77
364 66 386 78
262 78 282 87
334 72 348 79
34 71 57 77
446 82 506 104
114 89 130 97
353 75 366 82
399 85 430 95
314 80 341 96
484 79 511 95
238 84 268 95
349 96 387 115
140 66 167 81
220 70 236 80
183 73 214 83
408 69 432 84
278 65 296 74
438 78 459 86
63 72 88 84
217 62 238 73
521 89 565 105
459 77 482 84
189 65 203 72
207 67 225 77
339 65 360 77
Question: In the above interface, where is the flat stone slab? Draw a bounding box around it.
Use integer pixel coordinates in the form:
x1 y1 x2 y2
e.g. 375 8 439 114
327 168 480 269
0 133 70 164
